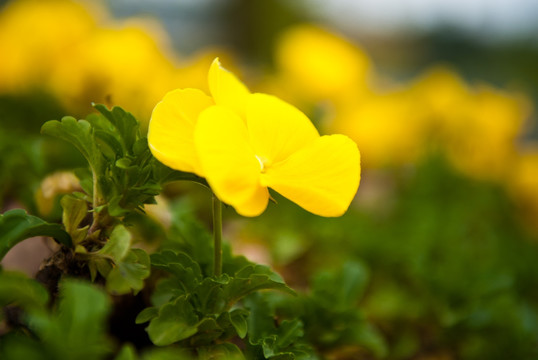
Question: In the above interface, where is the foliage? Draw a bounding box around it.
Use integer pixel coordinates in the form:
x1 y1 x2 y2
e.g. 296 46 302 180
0 104 383 359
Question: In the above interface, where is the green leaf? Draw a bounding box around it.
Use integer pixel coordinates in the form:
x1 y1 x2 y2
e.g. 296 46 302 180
146 295 200 346
166 214 214 275
27 279 112 360
93 104 139 153
274 320 304 349
245 293 313 359
61 195 88 245
98 224 132 262
136 307 159 324
0 209 72 260
151 250 203 284
105 248 150 295
150 277 188 307
0 271 49 311
224 265 295 306
198 343 246 360
190 317 223 345
141 347 194 360
245 293 274 345
230 309 249 339
41 117 103 178
114 344 138 360
194 277 227 314
312 260 369 309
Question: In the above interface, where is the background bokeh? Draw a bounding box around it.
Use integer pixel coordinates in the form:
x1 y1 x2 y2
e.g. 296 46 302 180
1 0 538 359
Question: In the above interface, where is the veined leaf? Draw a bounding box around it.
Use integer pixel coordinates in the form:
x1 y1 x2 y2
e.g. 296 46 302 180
41 116 103 178
225 265 295 306
146 295 199 346
93 104 139 154
0 209 72 260
105 248 150 295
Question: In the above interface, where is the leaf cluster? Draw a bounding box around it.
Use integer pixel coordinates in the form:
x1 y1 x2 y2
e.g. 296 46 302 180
40 104 168 218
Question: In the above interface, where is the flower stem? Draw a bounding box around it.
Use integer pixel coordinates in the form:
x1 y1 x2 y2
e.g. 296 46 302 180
89 169 100 235
212 194 223 277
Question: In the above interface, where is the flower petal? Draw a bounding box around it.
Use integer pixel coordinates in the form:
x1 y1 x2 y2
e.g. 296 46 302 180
208 58 250 117
195 105 269 216
246 93 319 165
261 134 360 217
148 88 213 176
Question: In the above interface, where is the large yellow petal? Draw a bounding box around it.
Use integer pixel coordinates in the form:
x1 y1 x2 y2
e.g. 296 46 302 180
208 58 250 117
148 88 213 176
261 134 360 217
246 93 319 166
195 105 269 217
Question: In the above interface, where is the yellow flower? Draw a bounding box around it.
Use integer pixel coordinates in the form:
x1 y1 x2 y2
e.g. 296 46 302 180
274 24 372 102
331 90 427 168
149 59 361 217
0 0 98 92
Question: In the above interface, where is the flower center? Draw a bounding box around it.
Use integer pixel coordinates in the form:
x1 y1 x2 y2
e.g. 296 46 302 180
255 155 267 173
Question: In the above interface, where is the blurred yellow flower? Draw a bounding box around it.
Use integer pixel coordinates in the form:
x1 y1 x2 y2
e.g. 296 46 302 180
508 150 538 232
149 59 361 217
0 0 98 92
49 23 178 121
331 90 427 168
440 85 529 181
275 24 372 102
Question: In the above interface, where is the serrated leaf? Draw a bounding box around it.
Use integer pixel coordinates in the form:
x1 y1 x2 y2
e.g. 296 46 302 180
94 130 124 159
93 104 139 153
0 271 49 311
105 248 150 295
225 265 295 306
151 250 203 282
194 277 227 314
150 251 204 294
0 209 72 260
190 317 223 345
198 343 246 360
150 277 187 307
146 296 199 346
41 117 103 177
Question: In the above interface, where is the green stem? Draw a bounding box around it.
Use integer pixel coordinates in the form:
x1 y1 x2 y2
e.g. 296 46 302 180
89 169 100 235
212 194 223 277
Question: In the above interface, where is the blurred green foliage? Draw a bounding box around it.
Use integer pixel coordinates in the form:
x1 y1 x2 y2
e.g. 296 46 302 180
242 156 538 359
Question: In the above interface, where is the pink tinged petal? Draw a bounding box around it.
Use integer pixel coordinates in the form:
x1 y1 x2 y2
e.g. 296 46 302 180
246 93 320 165
148 88 214 176
194 105 269 217
208 58 250 117
261 134 360 217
